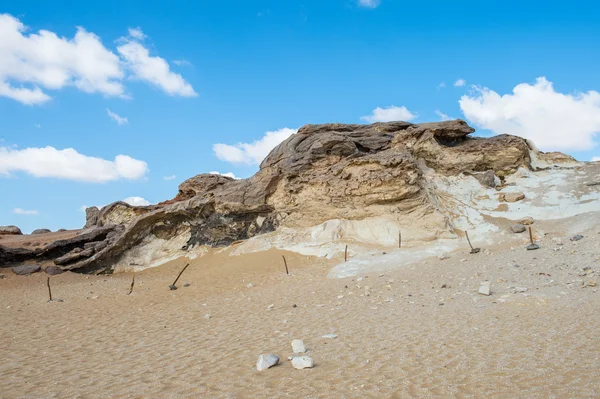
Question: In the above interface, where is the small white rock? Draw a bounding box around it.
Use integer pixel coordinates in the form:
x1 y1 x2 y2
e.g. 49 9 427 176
291 339 307 353
246 283 255 288
291 356 314 369
478 281 491 296
322 334 338 339
204 314 211 319
438 253 450 260
256 354 279 371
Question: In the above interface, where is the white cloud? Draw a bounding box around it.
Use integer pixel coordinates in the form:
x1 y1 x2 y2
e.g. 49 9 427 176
435 110 452 121
117 39 197 97
128 27 146 41
163 174 177 180
106 108 128 125
358 0 381 8
13 208 38 215
123 196 151 206
454 78 466 87
0 14 196 105
460 77 600 151
592 157 600 162
0 14 125 104
0 146 148 182
173 59 191 67
213 127 297 165
209 171 238 179
361 105 416 123
437 82 446 90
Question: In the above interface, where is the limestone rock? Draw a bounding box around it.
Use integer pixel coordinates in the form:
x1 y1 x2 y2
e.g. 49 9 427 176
84 207 100 228
291 339 307 353
511 224 526 233
291 356 314 369
478 281 491 296
12 264 41 275
256 354 279 371
519 217 534 225
322 334 338 339
499 192 525 202
0 226 22 235
31 229 51 235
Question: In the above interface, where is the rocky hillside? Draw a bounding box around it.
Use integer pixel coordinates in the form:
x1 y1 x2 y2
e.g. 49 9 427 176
2 119 597 274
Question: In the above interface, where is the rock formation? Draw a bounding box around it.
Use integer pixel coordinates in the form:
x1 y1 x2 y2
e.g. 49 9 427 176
1 119 594 274
0 226 22 236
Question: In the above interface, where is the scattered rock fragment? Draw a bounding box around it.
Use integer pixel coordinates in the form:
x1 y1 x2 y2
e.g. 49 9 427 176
511 224 526 233
478 281 491 296
438 253 450 260
11 264 41 275
552 237 564 246
45 266 64 275
256 354 279 371
204 314 211 319
291 356 314 369
291 339 307 353
322 334 338 339
582 280 597 288
570 235 584 242
246 283 255 288
0 274 5 279
504 192 525 202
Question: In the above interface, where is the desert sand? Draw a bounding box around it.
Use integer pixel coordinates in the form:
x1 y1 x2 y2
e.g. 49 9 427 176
2 220 599 398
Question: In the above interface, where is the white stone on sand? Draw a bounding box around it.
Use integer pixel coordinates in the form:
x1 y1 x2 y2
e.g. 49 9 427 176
256 354 279 371
291 356 314 369
291 339 307 353
478 281 491 296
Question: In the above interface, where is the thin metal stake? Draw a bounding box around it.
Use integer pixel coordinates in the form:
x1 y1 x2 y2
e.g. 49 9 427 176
282 255 289 275
47 277 52 302
127 273 135 295
399 231 402 249
169 263 190 290
344 245 348 262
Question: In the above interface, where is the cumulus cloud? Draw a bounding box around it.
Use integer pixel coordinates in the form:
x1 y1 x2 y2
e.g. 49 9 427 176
0 14 196 104
209 171 238 179
117 39 197 97
128 27 146 40
0 146 148 182
361 105 416 123
163 174 177 180
435 110 452 121
213 128 297 165
358 0 381 8
13 208 38 215
460 77 600 151
454 78 466 87
106 108 128 125
123 196 151 206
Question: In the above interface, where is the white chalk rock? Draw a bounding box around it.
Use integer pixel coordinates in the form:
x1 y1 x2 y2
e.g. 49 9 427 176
322 334 338 339
256 354 279 371
291 339 307 353
291 356 314 369
478 281 491 296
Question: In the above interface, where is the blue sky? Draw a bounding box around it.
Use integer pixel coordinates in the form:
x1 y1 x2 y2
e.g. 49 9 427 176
1 0 600 233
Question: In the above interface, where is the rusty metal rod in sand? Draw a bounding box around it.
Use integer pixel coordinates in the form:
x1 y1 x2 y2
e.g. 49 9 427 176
127 273 135 295
345 245 348 262
47 277 52 302
465 231 474 250
528 227 534 245
282 255 289 275
171 263 190 288
399 231 402 249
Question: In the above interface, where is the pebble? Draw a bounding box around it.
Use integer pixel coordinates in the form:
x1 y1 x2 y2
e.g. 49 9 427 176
511 224 526 233
322 334 338 339
256 354 279 371
291 356 314 369
246 283 255 288
438 253 450 260
204 314 211 319
571 235 584 242
478 281 491 296
291 339 307 353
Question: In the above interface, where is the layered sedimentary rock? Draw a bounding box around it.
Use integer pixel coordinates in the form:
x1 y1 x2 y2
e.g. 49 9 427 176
3 119 585 274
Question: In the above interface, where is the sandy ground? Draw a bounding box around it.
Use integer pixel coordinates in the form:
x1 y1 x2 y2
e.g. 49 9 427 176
1 225 600 398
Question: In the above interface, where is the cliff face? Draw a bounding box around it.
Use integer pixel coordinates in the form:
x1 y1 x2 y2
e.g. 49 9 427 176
4 119 587 274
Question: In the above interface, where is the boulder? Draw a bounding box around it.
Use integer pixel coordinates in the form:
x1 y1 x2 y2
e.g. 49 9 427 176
0 226 22 235
471 170 499 188
291 356 314 369
31 229 51 235
54 248 94 266
256 354 279 371
12 264 41 275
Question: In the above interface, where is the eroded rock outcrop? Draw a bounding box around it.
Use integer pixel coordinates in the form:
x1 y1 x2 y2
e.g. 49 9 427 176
3 119 583 274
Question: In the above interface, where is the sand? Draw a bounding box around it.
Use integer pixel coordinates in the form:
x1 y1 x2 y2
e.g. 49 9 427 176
1 225 600 398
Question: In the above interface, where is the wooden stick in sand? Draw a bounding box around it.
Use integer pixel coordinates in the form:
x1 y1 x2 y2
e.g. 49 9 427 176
127 273 135 295
282 255 290 275
465 231 480 254
529 227 534 245
399 231 402 249
169 263 190 290
344 245 348 262
47 277 53 302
